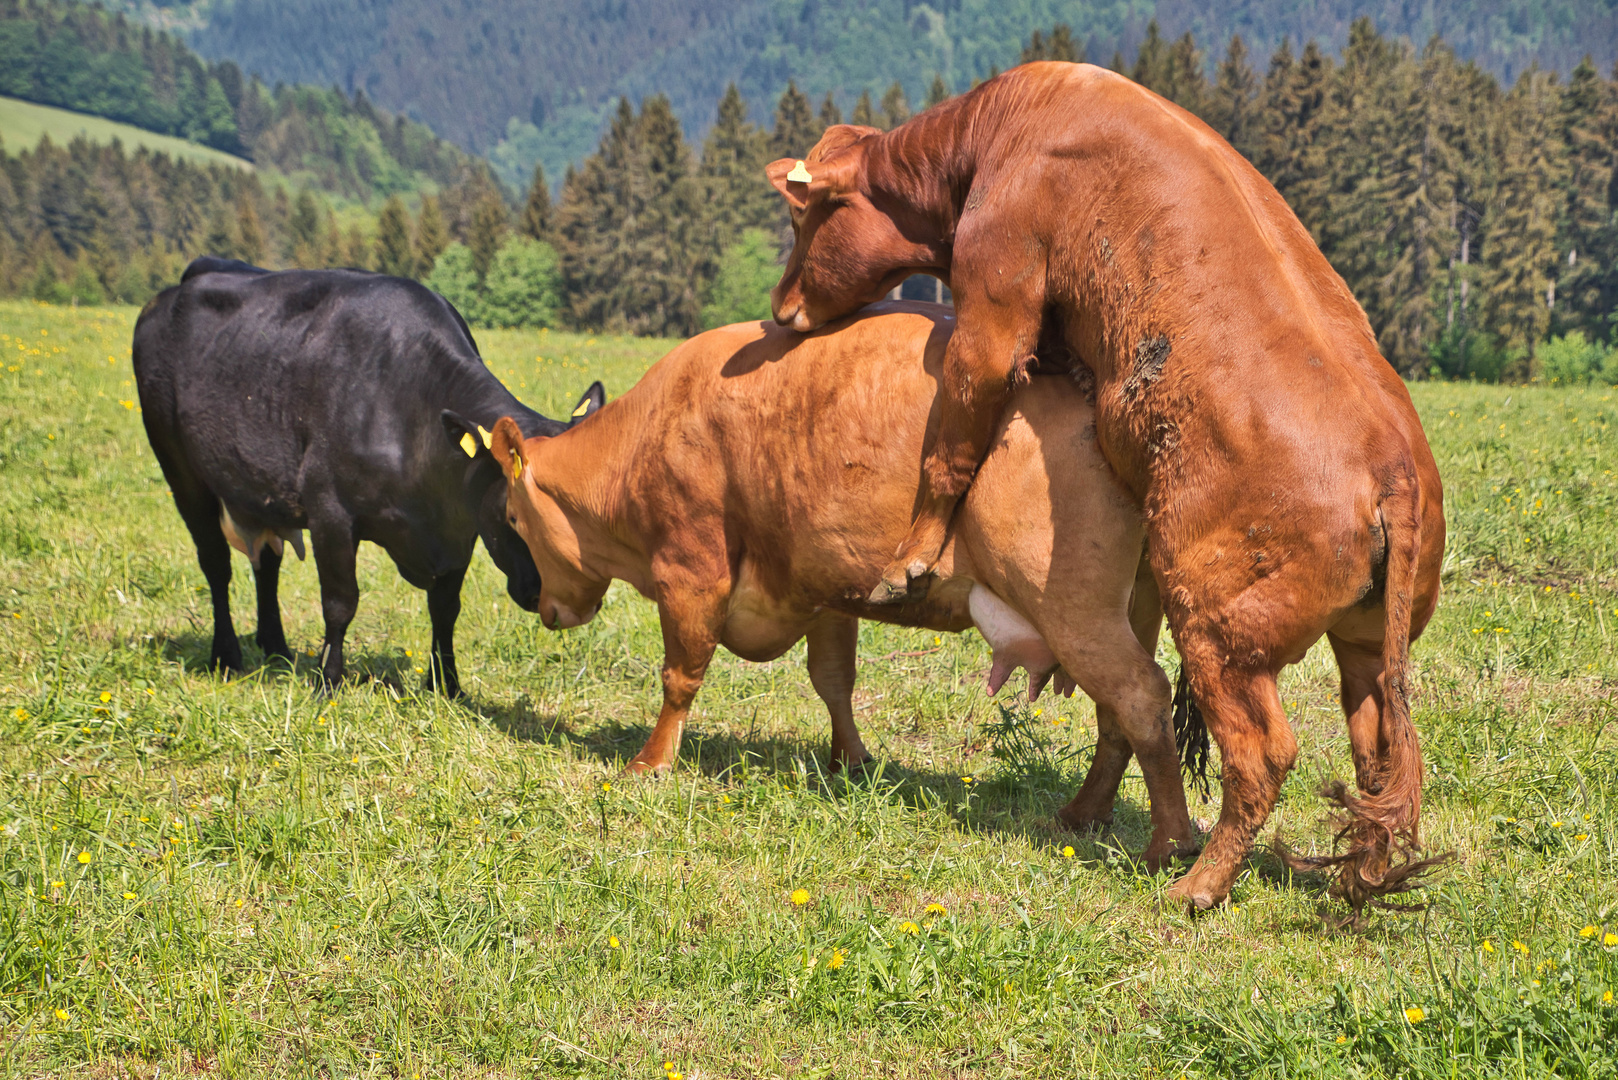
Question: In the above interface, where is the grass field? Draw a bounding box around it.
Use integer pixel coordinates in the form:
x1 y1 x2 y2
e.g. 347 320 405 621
0 299 1615 1078
0 96 252 171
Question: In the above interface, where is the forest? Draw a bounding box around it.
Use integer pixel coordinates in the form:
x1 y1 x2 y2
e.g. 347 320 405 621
3 6 1618 381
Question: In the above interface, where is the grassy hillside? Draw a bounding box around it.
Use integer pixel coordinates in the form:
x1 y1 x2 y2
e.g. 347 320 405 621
0 300 1614 1076
173 0 1618 183
0 94 252 169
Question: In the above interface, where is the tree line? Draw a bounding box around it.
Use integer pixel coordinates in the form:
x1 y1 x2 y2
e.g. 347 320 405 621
5 13 1618 381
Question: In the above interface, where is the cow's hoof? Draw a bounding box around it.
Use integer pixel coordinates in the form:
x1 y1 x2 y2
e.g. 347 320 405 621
830 753 874 778
623 758 672 777
258 639 293 663
1165 877 1222 912
1055 803 1113 833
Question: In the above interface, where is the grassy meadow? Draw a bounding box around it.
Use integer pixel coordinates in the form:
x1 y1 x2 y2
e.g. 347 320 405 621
0 299 1615 1078
0 96 253 172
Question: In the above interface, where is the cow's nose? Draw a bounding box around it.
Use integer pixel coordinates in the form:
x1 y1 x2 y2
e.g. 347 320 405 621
791 310 814 333
773 301 799 327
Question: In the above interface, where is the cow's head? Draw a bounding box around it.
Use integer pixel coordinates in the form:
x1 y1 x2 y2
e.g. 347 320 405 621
441 382 604 615
767 125 944 332
488 410 609 632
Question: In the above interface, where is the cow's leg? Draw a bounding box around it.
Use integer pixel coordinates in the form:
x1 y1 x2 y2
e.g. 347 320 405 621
805 614 870 772
309 521 360 692
1329 633 1388 795
1059 559 1164 832
252 544 293 663
871 299 1038 603
1165 660 1296 908
426 567 467 698
625 583 724 775
169 484 243 672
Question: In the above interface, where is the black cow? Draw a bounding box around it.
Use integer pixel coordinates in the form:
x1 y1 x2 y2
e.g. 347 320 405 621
133 257 603 695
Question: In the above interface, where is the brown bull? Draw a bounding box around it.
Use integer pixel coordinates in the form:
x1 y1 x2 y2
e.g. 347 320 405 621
491 303 1199 867
764 62 1446 915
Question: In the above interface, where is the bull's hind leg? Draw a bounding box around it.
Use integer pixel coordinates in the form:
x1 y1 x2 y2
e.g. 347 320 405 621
426 567 467 697
169 484 243 673
1329 634 1389 795
805 614 871 772
252 544 293 663
1166 660 1296 909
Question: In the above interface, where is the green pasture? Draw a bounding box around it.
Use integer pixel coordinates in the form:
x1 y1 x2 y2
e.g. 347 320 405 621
0 300 1615 1078
0 96 252 172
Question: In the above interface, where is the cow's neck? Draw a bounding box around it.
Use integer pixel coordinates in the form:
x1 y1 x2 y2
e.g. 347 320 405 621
439 353 548 437
862 94 980 256
528 403 651 596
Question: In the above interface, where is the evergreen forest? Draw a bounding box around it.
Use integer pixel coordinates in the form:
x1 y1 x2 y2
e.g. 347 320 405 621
4 4 1618 381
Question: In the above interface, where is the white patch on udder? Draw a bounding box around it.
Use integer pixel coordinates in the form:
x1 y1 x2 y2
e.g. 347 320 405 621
968 584 1071 701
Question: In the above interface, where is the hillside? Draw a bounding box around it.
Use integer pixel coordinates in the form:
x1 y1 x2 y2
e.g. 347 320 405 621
176 0 1618 184
0 94 252 170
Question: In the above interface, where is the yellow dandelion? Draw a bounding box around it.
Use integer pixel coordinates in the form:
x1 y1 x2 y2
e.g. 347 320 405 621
1336 1035 1348 1044
1606 933 1618 947
1062 845 1075 858
827 948 846 970
12 707 26 720
1582 926 1598 939
1605 991 1614 1004
50 880 63 888
123 892 136 900
790 888 810 907
607 935 620 949
961 775 974 784
899 920 919 935
721 794 732 804
1576 833 1589 841
1512 940 1529 955
925 902 947 916
1404 1006 1425 1024
54 1009 68 1022
76 852 91 865
99 691 111 703
601 781 611 793
1552 821 1563 828
664 1062 674 1072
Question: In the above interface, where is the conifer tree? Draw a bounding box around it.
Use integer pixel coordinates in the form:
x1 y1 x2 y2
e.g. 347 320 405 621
1131 22 1169 95
771 81 816 158
468 192 508 283
344 224 369 270
204 205 234 259
376 194 415 278
818 93 842 129
235 195 265 265
1163 33 1208 115
521 164 552 242
851 91 878 128
1487 68 1568 367
415 195 449 271
1023 24 1081 64
322 208 343 267
925 75 950 110
881 82 911 129
700 84 776 255
1256 39 1332 235
1554 57 1617 336
1208 36 1259 159
288 190 321 267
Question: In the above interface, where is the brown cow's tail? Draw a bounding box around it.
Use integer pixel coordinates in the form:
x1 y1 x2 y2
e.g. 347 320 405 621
1280 472 1451 922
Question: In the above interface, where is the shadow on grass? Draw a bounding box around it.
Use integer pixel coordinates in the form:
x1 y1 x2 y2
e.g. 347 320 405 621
157 631 429 697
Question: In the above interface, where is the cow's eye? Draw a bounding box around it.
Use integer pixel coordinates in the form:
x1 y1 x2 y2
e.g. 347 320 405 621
508 515 517 525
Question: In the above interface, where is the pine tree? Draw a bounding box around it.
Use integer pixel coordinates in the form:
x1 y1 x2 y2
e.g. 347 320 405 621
1256 39 1332 235
699 84 776 257
521 164 552 242
1486 68 1568 368
818 92 842 128
415 194 448 271
235 195 264 265
204 204 234 258
468 192 508 283
288 189 321 267
376 194 415 277
880 82 911 129
1023 24 1081 65
1208 36 1259 159
925 75 950 110
851 91 878 128
1131 21 1169 96
322 208 343 267
771 81 816 158
1554 57 1617 337
344 224 369 269
1163 33 1208 116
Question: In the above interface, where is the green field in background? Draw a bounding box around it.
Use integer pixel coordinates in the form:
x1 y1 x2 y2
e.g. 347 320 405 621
0 96 252 171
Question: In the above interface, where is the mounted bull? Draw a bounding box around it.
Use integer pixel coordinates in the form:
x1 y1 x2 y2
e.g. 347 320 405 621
490 303 1199 869
133 257 602 696
764 63 1446 917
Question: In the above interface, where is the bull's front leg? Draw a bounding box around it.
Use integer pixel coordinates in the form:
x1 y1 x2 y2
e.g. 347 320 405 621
625 569 727 775
426 567 467 697
309 517 360 692
870 279 1043 604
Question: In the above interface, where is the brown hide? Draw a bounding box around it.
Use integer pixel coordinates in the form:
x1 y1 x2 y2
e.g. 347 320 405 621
493 302 1196 866
767 62 1447 915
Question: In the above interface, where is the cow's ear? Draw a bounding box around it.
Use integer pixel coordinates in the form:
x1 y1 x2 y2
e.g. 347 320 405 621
490 416 528 485
441 409 494 459
568 381 606 427
767 158 813 211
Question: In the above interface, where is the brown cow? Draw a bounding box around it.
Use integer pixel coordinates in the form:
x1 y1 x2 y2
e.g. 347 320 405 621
764 62 1446 916
490 303 1198 867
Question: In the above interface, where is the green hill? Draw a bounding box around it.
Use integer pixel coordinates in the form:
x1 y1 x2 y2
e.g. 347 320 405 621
173 0 1618 185
0 94 252 169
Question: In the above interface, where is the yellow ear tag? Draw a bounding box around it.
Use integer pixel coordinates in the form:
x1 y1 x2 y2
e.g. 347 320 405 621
787 160 812 183
478 424 493 450
510 449 523 482
572 399 590 418
459 432 477 458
